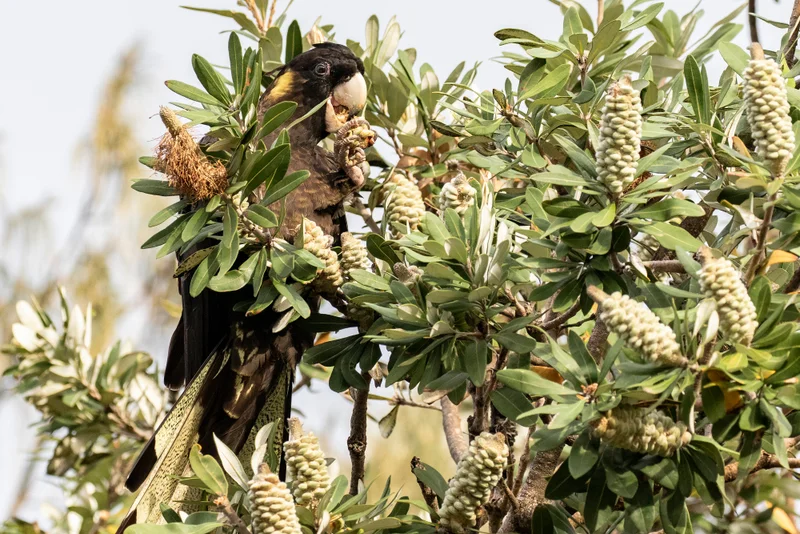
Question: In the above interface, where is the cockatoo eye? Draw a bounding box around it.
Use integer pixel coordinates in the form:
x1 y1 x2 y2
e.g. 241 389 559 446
314 62 330 77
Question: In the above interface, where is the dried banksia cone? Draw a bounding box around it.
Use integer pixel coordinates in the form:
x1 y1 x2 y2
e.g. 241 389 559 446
393 263 423 286
249 464 302 534
438 432 509 533
156 106 227 201
743 44 795 176
698 248 758 346
438 173 476 215
588 286 687 367
383 174 425 236
297 219 342 295
340 232 371 280
592 406 692 457
595 76 643 196
283 418 330 510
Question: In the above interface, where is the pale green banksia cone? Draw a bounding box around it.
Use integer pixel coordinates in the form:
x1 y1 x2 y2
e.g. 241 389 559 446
592 406 692 457
588 286 688 367
438 173 476 215
743 44 795 177
297 218 342 295
698 249 758 346
283 418 330 510
339 232 371 280
383 174 425 236
595 75 643 196
438 432 509 533
249 464 302 534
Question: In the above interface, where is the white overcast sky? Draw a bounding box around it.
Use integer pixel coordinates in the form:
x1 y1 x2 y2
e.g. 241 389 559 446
0 0 791 524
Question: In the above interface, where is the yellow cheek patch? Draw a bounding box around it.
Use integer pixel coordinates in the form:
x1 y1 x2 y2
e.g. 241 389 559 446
269 70 300 100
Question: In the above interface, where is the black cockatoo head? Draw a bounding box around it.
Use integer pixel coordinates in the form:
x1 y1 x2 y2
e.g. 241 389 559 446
260 43 367 143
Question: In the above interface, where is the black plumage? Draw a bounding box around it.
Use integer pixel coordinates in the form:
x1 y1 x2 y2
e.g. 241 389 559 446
119 43 367 530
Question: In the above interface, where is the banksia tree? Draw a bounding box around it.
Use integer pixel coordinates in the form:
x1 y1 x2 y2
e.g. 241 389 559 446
592 406 692 457
383 173 425 236
588 286 688 367
595 76 643 196
249 464 303 534
438 432 509 533
743 44 795 177
283 418 330 510
297 218 343 295
438 173 476 215
156 106 227 200
698 249 758 346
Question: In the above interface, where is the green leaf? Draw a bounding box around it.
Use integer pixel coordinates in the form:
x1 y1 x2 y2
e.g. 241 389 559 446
684 55 710 125
624 480 656 533
127 523 224 534
588 20 621 65
568 430 599 479
192 54 231 104
285 20 302 62
303 335 360 366
637 221 702 252
212 434 250 490
245 204 279 228
256 101 298 140
188 444 228 496
242 144 291 198
631 199 705 221
496 369 577 398
228 33 244 93
520 63 572 101
491 387 537 426
190 255 215 297
181 209 211 241
273 280 311 318
584 467 614 532
718 41 748 75
165 80 222 106
149 200 188 227
463 339 488 386
262 170 310 205
132 179 178 196
412 462 449 500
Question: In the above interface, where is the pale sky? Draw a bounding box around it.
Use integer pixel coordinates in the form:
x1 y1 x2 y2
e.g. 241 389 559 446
0 0 791 524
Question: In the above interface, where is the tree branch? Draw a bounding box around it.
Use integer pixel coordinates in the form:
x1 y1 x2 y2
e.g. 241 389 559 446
783 0 800 68
411 457 440 512
723 451 800 482
214 495 252 534
499 445 565 533
539 299 581 333
643 260 686 274
349 195 381 234
749 0 760 44
441 397 468 464
347 377 370 495
745 193 777 286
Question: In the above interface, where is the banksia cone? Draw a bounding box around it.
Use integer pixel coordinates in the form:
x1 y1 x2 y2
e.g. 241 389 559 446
393 263 423 286
743 44 795 176
297 219 342 295
340 233 371 280
383 174 425 236
438 432 509 533
156 107 227 201
592 406 691 457
698 249 758 346
283 418 330 510
438 173 476 215
249 464 302 534
588 287 687 367
595 76 643 196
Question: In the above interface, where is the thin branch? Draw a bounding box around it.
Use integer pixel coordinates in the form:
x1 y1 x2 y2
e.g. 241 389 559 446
539 299 581 333
214 495 252 534
783 0 800 68
393 396 442 411
745 192 777 285
347 376 370 495
643 260 686 274
441 397 468 464
749 0 760 44
349 195 381 234
512 426 534 494
499 445 565 533
723 451 800 482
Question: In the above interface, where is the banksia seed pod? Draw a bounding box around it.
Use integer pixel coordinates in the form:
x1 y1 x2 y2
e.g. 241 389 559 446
743 44 795 176
588 286 687 367
297 219 342 295
156 107 227 201
283 418 330 510
592 406 691 457
393 263 423 286
438 173 476 215
698 249 758 346
340 232 371 280
595 76 643 196
249 464 302 534
438 432 509 533
383 174 425 236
